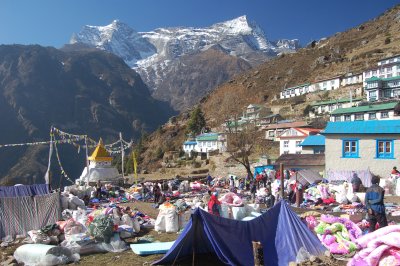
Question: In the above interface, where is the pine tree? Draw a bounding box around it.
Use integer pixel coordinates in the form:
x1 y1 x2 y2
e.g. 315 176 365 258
187 106 206 135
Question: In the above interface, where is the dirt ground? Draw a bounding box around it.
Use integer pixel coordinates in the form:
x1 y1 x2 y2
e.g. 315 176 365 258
3 196 400 265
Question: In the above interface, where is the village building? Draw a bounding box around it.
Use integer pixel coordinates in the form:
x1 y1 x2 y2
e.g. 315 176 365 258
78 139 122 185
300 134 325 154
264 120 309 141
280 83 310 99
330 101 400 122
278 127 321 155
309 76 342 92
364 75 400 101
363 55 400 87
309 98 363 118
322 120 400 179
340 72 363 86
182 132 226 156
259 113 284 127
274 154 325 173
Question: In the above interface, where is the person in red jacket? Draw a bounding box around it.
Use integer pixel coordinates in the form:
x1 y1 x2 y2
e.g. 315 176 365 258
208 192 221 216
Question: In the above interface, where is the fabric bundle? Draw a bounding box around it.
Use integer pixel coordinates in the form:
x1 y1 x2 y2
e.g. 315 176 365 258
314 214 362 254
348 225 400 266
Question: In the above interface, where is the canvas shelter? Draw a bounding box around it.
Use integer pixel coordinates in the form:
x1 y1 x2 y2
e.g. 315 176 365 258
0 184 60 239
154 201 326 266
289 169 323 186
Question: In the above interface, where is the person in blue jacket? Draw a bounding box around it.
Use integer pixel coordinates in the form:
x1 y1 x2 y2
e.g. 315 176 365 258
365 175 388 232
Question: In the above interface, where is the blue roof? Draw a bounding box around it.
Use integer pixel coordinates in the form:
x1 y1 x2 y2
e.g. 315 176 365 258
300 135 325 146
322 120 400 134
184 141 197 145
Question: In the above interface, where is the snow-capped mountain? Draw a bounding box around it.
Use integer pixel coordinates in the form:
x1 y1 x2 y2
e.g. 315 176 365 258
71 16 299 110
71 16 298 68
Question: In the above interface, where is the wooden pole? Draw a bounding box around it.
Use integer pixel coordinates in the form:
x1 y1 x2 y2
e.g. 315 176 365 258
252 241 264 266
120 132 125 180
280 163 284 200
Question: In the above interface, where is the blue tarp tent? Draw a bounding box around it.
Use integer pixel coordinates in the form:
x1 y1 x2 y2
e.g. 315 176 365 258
154 201 326 266
253 165 274 178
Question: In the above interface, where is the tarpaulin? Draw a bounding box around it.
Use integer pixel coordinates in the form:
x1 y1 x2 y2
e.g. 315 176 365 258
0 193 60 238
154 201 326 266
253 165 274 178
0 184 50 198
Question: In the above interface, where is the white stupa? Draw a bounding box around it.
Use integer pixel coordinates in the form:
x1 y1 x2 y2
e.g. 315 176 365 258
78 139 122 185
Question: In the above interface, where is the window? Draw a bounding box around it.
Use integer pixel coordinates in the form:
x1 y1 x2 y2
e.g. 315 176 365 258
296 141 302 147
354 113 364 121
284 151 289 154
284 141 289 148
342 139 359 158
381 111 389 118
296 151 301 154
313 147 325 154
344 115 351 121
334 116 341 122
368 113 376 120
369 91 377 101
384 90 392 98
376 139 394 159
268 131 275 137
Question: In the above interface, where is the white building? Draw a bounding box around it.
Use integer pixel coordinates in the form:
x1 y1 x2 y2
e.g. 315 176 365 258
364 75 400 101
323 120 400 180
278 128 321 155
363 55 400 88
280 83 310 99
330 102 400 122
182 133 226 155
309 76 341 92
78 139 122 185
340 73 363 87
309 98 363 118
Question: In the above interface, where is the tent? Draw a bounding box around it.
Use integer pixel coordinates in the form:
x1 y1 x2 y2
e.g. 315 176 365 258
0 185 60 239
289 169 323 186
154 201 326 266
253 165 274 178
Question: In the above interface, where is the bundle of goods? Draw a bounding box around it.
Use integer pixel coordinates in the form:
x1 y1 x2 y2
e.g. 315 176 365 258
349 225 400 266
304 183 334 203
219 192 243 207
155 202 179 233
314 214 362 254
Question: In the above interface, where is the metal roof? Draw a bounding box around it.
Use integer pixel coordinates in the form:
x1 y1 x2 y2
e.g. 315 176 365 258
300 135 325 146
196 133 219 141
275 154 325 166
184 141 197 145
331 102 398 115
289 169 323 186
322 120 400 134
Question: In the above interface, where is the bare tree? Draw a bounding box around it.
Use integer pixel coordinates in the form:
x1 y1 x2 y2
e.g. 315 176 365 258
220 92 263 178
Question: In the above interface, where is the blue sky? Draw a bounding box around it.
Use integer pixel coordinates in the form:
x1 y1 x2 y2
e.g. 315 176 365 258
0 0 398 48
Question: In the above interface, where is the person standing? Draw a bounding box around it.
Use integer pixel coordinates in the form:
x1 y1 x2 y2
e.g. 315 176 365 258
251 181 257 203
365 175 388 232
208 192 221 216
351 173 362 192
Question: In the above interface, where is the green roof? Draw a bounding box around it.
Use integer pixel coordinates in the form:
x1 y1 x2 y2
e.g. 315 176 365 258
226 120 247 128
311 98 363 107
286 83 311 90
365 76 381 82
382 75 400 82
366 75 400 83
196 133 218 141
331 102 398 115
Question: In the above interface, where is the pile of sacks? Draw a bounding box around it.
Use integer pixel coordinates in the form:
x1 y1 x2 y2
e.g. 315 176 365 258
155 201 191 233
349 225 400 266
313 214 362 254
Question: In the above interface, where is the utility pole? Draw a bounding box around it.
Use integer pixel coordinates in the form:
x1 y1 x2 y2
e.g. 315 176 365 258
120 132 124 180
